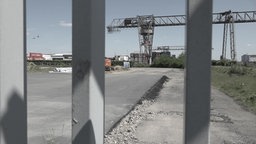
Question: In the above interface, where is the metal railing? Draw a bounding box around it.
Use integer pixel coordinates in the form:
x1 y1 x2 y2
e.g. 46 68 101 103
0 0 212 143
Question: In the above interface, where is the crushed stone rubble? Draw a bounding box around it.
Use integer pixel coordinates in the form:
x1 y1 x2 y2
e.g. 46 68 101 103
104 80 168 144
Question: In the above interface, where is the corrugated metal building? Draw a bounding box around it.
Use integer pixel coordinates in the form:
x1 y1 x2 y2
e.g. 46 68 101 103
241 54 256 64
51 53 72 61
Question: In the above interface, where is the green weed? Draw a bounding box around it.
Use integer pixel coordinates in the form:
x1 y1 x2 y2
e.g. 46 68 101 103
212 66 256 113
42 124 66 144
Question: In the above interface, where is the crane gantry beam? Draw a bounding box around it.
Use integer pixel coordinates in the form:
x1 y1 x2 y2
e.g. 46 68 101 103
107 11 256 31
107 11 256 63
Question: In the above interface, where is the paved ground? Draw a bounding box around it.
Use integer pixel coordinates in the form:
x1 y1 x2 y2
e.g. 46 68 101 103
27 73 71 144
27 68 171 144
27 68 256 144
105 69 168 132
105 68 256 144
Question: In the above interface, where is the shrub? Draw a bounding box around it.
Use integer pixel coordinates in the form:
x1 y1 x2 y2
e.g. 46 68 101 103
228 65 251 76
151 53 185 68
212 60 219 66
111 61 123 66
154 55 171 67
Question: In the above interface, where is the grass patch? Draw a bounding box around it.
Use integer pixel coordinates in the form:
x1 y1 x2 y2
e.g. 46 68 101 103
212 66 256 113
42 125 66 144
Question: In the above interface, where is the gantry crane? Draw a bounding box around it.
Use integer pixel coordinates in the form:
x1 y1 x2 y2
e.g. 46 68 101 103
154 46 185 51
107 10 256 64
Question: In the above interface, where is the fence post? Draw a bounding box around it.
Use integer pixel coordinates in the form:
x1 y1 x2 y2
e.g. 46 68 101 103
72 0 105 143
184 0 212 144
0 0 27 144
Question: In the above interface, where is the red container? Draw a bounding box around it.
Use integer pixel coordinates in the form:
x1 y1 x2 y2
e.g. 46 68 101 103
29 52 43 57
31 57 44 60
105 58 111 67
29 54 44 60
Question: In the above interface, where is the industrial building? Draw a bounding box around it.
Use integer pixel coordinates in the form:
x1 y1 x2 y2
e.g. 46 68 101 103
130 50 171 64
130 53 148 63
241 54 256 65
114 55 129 61
42 54 53 60
51 53 72 61
27 53 72 61
27 52 44 60
152 50 171 62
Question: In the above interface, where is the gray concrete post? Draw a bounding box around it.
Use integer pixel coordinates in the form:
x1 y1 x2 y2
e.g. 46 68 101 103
0 0 27 144
72 0 105 143
184 0 212 144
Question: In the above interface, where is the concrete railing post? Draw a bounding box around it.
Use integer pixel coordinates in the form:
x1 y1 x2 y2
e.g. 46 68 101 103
0 0 27 144
184 0 212 144
72 0 105 143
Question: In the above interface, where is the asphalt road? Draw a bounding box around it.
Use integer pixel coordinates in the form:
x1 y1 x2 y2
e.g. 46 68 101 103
105 69 166 132
27 68 170 144
28 73 72 144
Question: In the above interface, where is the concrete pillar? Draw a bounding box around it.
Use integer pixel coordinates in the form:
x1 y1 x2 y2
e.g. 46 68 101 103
72 0 105 143
0 0 27 144
184 0 212 144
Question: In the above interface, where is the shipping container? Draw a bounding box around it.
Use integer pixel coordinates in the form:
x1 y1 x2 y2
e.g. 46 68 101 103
105 58 111 71
29 52 43 57
31 56 44 60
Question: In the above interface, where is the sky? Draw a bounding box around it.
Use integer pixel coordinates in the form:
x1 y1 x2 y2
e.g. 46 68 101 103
27 0 256 61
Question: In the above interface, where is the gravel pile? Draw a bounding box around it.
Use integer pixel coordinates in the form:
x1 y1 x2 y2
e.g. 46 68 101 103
104 97 155 144
104 76 168 144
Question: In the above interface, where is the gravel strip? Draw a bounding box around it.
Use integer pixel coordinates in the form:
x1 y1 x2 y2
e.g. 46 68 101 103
104 76 169 144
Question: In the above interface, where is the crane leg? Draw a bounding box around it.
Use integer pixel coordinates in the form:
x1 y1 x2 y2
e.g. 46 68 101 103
137 15 154 64
221 23 228 60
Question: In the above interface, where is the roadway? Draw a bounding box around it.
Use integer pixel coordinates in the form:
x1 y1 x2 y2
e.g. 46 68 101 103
27 68 170 144
105 68 168 132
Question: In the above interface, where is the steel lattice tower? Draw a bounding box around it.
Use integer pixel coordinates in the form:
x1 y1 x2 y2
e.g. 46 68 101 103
221 11 236 61
137 15 154 64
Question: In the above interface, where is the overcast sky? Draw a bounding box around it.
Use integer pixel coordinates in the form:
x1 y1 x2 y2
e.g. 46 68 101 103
27 0 256 60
